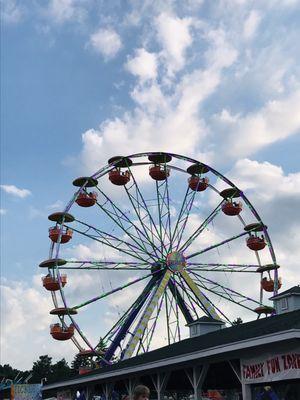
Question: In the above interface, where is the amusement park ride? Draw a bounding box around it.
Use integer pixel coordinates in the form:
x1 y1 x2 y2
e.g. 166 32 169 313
39 152 282 371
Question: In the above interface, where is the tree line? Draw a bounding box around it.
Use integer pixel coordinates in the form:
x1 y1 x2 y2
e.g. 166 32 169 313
0 339 108 384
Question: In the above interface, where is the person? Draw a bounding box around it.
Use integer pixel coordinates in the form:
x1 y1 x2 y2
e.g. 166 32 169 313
133 385 150 400
256 386 279 400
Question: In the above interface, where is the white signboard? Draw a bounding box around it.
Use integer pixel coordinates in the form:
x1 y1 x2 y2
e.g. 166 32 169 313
241 350 300 383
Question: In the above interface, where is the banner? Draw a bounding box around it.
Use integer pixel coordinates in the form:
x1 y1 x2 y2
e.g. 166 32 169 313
13 384 42 400
241 349 300 383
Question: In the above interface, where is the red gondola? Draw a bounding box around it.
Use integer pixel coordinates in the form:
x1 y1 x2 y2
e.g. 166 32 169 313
261 277 282 292
75 192 97 207
149 165 170 181
79 366 93 375
42 274 67 291
246 235 266 251
50 323 74 341
109 169 130 186
49 227 73 244
222 201 242 216
188 176 209 192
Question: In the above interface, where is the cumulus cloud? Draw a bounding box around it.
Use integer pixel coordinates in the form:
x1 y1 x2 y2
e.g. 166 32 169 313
0 276 75 370
78 27 238 174
155 12 193 74
88 28 122 60
215 89 300 158
0 184 31 198
223 159 300 289
125 48 158 81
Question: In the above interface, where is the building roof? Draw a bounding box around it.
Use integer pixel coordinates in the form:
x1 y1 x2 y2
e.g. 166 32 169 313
44 309 300 392
186 316 225 325
269 285 300 300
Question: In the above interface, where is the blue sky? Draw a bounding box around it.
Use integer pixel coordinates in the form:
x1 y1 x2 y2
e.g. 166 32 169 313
1 0 300 370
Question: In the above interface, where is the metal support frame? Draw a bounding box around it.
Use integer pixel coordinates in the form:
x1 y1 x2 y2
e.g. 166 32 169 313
185 364 209 399
102 381 114 400
228 360 241 383
124 377 138 399
179 270 220 320
150 372 170 400
122 270 172 359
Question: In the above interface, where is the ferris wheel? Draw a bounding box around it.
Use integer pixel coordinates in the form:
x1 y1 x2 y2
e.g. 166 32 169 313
40 152 281 366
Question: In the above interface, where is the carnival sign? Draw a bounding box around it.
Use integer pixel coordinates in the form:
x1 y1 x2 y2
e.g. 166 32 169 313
241 350 300 383
13 384 42 400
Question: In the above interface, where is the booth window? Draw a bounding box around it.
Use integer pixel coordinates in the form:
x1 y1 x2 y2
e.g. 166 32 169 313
281 297 288 310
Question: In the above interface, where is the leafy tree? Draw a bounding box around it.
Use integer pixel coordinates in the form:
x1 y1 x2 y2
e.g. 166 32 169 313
30 355 53 383
232 317 243 325
50 359 73 383
0 364 29 381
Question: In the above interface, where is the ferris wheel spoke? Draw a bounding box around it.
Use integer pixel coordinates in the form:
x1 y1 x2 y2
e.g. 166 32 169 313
95 187 160 257
191 271 261 310
72 272 154 310
187 262 260 269
170 188 197 252
58 260 151 271
178 200 224 253
186 263 258 273
124 184 162 258
70 225 152 263
186 231 249 260
74 219 156 261
155 177 173 255
125 169 163 253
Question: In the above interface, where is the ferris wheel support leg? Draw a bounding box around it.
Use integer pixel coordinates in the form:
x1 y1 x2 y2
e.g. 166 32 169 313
103 275 159 362
179 270 221 320
168 280 194 324
122 270 172 360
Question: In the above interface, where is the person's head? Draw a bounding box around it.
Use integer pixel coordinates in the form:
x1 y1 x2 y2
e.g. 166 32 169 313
133 385 150 400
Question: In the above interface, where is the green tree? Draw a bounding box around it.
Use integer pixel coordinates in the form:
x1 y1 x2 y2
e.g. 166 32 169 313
30 355 53 383
232 317 243 325
0 364 29 381
50 359 73 383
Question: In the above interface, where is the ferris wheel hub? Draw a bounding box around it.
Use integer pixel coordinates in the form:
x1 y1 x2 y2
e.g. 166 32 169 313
166 251 186 272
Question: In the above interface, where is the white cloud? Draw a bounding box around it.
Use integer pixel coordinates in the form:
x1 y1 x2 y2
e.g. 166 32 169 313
0 0 23 24
223 159 300 290
47 200 64 210
243 10 262 40
125 48 158 81
155 12 193 74
88 28 122 60
204 28 238 70
0 276 75 370
215 89 300 158
0 208 7 215
0 184 31 198
47 0 86 24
